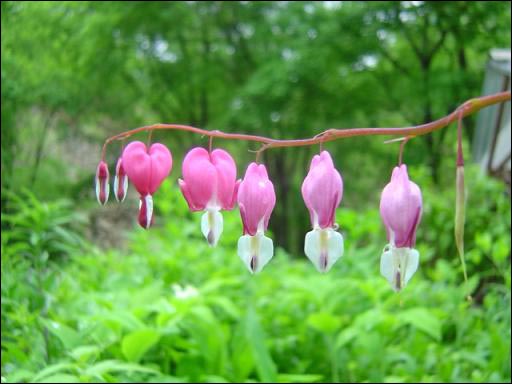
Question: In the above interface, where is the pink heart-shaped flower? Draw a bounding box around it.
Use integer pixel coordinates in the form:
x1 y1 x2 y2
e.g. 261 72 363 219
122 141 173 196
179 147 239 211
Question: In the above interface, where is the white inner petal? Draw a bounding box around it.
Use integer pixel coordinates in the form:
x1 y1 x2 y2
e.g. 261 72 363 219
237 233 274 274
304 228 344 273
401 247 419 287
389 229 395 247
312 211 319 229
380 247 395 289
113 175 118 201
201 209 223 247
122 175 128 202
144 194 153 229
380 246 420 292
113 175 120 202
95 175 101 204
257 218 266 234
114 175 128 202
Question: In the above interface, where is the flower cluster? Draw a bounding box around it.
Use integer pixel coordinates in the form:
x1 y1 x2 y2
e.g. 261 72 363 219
96 145 423 291
96 141 173 228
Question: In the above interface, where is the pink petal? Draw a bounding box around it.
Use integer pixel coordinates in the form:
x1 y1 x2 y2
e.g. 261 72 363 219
211 149 238 210
237 163 276 236
95 161 110 205
122 141 172 196
178 179 200 211
181 147 216 210
122 142 150 195
301 151 343 229
180 147 238 211
380 164 423 247
148 143 173 194
227 179 241 210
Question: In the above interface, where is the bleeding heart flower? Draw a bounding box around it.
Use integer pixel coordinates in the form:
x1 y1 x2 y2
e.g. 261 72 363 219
113 157 129 202
237 162 276 273
301 150 344 272
179 147 240 246
379 164 423 291
95 160 110 205
122 141 172 229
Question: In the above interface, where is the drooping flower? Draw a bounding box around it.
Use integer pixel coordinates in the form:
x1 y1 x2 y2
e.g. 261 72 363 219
237 162 276 273
95 160 110 205
121 141 172 229
179 147 240 246
379 164 423 291
301 151 344 272
113 157 129 202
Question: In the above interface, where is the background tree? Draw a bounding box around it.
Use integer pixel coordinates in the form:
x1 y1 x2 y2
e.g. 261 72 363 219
1 1 510 252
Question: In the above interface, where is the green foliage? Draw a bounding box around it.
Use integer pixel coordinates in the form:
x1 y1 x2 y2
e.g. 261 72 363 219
2 1 511 249
1 2 511 383
1 189 87 380
1 189 86 262
409 165 512 293
2 179 510 382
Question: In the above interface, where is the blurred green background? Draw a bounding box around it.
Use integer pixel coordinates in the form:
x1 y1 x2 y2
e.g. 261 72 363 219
1 1 511 383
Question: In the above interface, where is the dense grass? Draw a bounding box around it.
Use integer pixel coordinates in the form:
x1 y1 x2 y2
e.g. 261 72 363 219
1 166 510 383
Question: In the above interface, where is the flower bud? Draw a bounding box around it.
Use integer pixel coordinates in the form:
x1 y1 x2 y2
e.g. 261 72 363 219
95 160 110 205
114 157 129 202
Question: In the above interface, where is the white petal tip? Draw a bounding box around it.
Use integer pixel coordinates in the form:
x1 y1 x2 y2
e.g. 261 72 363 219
237 234 273 273
138 194 153 229
201 210 223 247
113 175 128 202
304 228 344 273
380 246 419 292
113 175 120 202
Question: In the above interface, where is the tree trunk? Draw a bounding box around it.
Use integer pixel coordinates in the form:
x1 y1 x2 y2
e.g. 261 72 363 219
31 109 56 187
200 23 211 127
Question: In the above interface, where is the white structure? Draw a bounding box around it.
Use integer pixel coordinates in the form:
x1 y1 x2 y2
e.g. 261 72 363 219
473 49 511 185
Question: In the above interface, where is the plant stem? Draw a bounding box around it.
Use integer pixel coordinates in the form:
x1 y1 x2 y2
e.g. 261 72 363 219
101 91 510 158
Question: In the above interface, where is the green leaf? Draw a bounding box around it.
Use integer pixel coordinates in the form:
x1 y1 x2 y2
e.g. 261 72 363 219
208 296 241 319
245 307 278 383
40 319 82 350
95 311 147 331
232 319 254 382
335 326 359 349
4 369 34 383
68 345 101 362
202 375 230 383
306 312 341 334
399 308 441 341
36 374 80 383
86 360 160 377
277 373 324 382
121 329 161 363
146 375 187 383
31 363 78 383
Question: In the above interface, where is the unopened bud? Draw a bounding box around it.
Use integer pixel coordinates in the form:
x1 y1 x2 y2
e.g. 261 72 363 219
95 161 110 205
114 158 128 202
